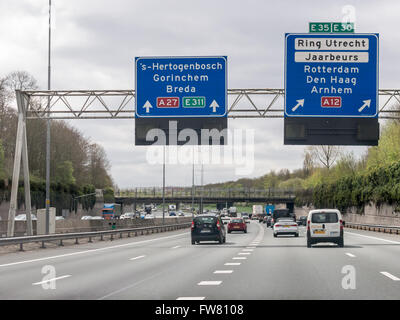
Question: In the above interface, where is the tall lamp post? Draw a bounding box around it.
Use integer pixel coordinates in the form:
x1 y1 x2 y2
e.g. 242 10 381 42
45 0 52 234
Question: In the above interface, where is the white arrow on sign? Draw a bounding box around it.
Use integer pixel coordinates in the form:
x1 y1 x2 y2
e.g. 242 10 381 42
143 100 153 113
210 100 219 113
358 99 371 113
291 99 304 112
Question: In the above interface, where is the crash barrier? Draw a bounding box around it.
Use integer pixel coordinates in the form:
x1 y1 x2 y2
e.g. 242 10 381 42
0 222 191 252
345 222 400 235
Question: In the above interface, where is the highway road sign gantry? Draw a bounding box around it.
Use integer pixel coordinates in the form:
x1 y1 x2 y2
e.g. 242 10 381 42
135 56 227 118
285 33 379 118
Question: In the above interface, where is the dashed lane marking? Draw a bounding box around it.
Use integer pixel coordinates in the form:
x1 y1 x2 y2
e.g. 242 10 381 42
32 275 71 286
129 255 146 261
345 253 356 258
380 272 400 281
198 281 222 286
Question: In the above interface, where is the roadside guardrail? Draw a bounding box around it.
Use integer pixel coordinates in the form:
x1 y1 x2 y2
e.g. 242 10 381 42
345 222 400 235
0 222 191 252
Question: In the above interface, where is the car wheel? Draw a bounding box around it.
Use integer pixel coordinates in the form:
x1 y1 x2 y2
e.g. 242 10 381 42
223 236 226 243
244 230 247 233
219 236 223 244
273 233 277 238
338 237 344 247
228 230 231 234
295 233 299 237
307 237 312 248
191 239 195 245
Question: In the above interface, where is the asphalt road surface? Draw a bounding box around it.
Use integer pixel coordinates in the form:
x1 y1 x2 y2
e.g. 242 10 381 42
0 221 399 299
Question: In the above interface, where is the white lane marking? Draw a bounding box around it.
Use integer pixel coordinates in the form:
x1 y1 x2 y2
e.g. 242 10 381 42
246 247 256 249
177 297 205 300
32 275 71 286
129 255 145 261
380 272 400 281
238 252 251 255
0 232 187 268
242 249 254 252
171 246 181 249
232 257 247 260
225 262 241 266
198 281 222 286
345 253 356 258
345 231 400 244
214 270 233 274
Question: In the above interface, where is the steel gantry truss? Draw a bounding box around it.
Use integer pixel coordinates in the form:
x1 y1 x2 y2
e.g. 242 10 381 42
7 88 400 236
19 88 400 120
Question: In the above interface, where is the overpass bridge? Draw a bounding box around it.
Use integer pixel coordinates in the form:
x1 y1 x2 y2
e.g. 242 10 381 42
115 187 296 211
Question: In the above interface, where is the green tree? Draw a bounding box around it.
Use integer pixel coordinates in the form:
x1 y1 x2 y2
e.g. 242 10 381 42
55 161 76 185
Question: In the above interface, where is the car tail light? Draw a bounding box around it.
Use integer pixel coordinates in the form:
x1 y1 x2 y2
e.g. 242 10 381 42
217 221 221 230
307 220 310 231
191 221 195 230
275 224 281 227
340 220 343 230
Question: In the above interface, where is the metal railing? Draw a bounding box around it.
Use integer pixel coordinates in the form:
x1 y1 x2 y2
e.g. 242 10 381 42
0 222 191 252
345 222 400 235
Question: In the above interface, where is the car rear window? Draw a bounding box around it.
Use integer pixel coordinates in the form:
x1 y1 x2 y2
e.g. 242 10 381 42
195 217 217 224
231 219 243 223
311 212 339 223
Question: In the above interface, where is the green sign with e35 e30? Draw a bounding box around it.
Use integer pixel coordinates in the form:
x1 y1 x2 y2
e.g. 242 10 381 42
309 22 354 33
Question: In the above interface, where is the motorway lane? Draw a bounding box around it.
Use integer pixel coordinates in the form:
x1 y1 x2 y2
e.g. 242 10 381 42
0 221 399 299
0 221 263 299
184 224 400 300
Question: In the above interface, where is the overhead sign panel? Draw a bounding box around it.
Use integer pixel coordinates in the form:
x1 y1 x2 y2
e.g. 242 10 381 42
135 56 227 118
285 33 378 118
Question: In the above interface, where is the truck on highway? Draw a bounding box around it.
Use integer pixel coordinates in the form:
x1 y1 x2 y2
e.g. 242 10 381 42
228 206 237 217
102 203 121 220
252 205 264 221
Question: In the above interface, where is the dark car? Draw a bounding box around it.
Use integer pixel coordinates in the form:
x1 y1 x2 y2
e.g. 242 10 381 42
297 216 307 226
265 215 273 227
271 209 296 227
191 214 226 245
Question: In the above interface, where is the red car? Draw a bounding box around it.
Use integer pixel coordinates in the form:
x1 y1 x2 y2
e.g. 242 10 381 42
228 218 247 233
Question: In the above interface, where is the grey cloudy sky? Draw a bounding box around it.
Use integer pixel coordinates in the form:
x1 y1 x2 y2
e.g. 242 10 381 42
1 0 399 188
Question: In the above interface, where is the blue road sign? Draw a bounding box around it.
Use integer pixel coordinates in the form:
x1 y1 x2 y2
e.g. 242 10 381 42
135 56 227 118
285 33 378 118
265 204 275 215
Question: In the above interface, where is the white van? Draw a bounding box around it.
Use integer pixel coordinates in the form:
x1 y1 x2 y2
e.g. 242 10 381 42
306 209 344 248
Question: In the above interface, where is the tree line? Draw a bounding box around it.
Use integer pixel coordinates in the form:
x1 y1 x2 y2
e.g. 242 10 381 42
0 71 114 212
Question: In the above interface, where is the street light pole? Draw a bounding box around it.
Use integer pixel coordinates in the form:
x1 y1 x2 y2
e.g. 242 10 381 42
191 146 195 218
200 163 204 215
45 0 52 234
162 145 165 225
